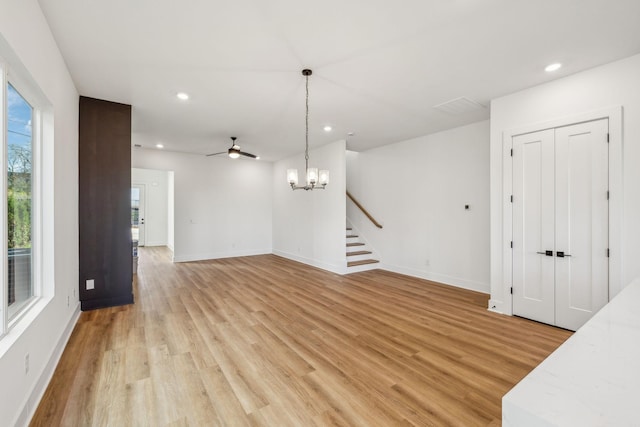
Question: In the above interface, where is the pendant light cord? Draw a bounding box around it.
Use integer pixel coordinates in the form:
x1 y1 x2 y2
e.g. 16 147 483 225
305 72 309 172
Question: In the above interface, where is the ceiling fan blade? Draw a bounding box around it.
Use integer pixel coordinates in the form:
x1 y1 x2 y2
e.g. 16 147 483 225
206 151 226 157
239 151 258 159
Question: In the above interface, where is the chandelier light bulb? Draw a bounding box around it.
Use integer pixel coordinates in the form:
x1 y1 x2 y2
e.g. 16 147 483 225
287 169 299 186
319 170 330 186
307 168 319 185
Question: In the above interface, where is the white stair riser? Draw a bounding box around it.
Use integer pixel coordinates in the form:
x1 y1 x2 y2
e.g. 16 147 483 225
346 253 374 262
346 246 366 254
346 262 379 273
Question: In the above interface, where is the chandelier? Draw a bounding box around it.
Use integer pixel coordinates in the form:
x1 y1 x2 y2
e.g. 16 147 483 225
287 69 329 190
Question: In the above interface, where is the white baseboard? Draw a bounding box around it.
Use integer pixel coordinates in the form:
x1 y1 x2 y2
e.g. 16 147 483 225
17 303 81 427
272 250 346 275
487 298 511 315
380 263 490 294
173 249 272 263
144 241 168 247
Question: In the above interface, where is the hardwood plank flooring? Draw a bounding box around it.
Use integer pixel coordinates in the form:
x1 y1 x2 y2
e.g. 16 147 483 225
30 247 571 426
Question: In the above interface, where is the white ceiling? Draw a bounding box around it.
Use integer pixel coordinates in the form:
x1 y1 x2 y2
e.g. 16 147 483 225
38 0 640 161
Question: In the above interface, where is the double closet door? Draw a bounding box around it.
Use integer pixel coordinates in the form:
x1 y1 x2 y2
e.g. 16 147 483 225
512 119 609 331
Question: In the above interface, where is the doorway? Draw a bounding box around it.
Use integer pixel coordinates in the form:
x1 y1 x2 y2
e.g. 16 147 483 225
131 184 146 247
512 119 609 331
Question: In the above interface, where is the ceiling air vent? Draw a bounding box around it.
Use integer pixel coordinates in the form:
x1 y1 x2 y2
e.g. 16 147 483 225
134 144 142 148
433 97 486 115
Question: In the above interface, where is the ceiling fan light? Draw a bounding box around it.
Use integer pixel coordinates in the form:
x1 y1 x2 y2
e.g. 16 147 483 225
287 169 299 186
228 148 240 159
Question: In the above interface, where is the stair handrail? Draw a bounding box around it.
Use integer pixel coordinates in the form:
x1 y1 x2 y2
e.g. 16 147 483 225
346 191 383 229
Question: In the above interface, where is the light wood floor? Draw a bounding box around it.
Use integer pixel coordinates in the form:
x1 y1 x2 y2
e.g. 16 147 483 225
31 247 571 426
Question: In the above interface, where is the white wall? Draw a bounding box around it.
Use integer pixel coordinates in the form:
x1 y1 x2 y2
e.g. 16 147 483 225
132 167 170 247
347 121 490 292
490 53 640 314
132 148 273 262
273 140 347 274
0 1 80 425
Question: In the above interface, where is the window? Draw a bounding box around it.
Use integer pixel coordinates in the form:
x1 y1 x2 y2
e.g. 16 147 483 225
6 83 34 319
0 58 43 335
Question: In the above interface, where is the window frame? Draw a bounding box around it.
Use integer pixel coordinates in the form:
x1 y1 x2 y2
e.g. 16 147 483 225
0 58 44 336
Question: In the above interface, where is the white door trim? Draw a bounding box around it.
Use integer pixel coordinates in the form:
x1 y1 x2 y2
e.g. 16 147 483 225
500 106 623 316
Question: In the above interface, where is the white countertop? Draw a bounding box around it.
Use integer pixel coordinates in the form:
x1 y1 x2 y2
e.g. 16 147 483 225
502 277 640 426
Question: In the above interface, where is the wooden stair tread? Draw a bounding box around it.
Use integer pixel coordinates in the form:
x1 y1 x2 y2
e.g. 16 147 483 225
346 251 372 256
347 259 379 267
346 243 365 247
346 235 359 238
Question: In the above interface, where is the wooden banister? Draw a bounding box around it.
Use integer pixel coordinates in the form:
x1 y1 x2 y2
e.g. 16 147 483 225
346 191 383 229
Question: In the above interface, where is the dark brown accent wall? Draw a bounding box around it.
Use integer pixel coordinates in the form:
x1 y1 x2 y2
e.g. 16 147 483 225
79 96 133 310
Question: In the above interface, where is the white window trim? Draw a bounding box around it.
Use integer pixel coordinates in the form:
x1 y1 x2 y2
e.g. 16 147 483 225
0 58 7 336
0 60 45 336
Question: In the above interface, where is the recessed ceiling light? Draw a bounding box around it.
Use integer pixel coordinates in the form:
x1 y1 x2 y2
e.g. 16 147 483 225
176 92 189 100
256 156 260 160
156 143 164 149
323 125 332 132
347 132 355 137
545 63 562 72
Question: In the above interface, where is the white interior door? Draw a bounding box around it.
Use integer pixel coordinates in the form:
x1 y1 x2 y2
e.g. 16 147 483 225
512 129 556 325
132 184 146 246
512 119 609 331
554 119 609 330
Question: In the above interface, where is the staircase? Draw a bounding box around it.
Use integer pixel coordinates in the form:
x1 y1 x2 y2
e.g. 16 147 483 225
346 227 379 273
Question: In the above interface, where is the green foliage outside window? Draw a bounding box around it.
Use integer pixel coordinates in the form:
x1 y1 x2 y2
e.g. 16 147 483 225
8 145 31 249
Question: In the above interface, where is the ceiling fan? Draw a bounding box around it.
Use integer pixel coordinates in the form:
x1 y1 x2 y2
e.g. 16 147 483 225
206 137 259 159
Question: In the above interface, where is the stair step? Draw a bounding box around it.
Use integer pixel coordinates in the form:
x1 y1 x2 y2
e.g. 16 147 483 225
346 250 372 257
347 259 379 267
346 234 359 238
346 228 353 231
347 242 365 247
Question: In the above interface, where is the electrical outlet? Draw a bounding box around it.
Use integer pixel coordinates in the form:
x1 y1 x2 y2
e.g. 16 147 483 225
25 353 29 374
86 279 95 290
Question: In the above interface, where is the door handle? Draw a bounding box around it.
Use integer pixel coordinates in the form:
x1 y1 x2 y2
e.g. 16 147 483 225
556 251 571 257
536 250 554 256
